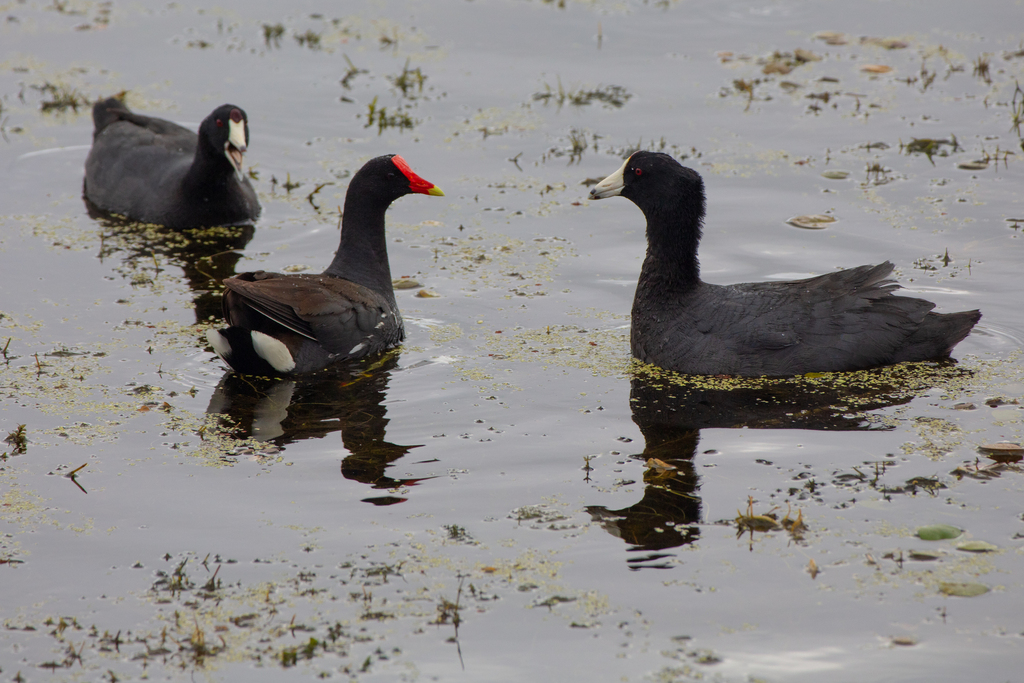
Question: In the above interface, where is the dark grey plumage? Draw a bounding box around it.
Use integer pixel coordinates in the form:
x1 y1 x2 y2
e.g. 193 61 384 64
589 151 981 377
84 97 260 228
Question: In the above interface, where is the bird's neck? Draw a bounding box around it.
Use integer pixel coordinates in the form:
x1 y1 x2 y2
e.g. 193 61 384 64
182 141 232 194
324 188 395 296
639 203 703 293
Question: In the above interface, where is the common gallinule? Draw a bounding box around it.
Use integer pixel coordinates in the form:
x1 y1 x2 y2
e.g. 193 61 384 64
207 154 443 375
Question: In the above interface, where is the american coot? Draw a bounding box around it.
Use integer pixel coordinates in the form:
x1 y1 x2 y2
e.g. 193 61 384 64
84 97 260 228
207 154 443 376
589 151 981 377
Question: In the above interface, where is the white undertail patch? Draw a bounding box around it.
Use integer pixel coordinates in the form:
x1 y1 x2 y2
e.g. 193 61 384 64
349 342 368 356
206 329 232 360
251 331 296 372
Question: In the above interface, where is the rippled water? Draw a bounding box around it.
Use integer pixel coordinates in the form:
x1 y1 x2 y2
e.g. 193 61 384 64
2 0 1023 680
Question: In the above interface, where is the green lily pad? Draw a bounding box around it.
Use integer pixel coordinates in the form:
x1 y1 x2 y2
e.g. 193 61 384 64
938 582 990 597
916 524 962 541
956 541 998 553
821 170 850 180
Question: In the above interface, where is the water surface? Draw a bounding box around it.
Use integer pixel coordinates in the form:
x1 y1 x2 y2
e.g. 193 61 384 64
1 0 1023 680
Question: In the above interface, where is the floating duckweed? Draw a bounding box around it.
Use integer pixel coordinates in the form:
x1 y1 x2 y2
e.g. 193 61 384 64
483 324 631 377
428 324 463 344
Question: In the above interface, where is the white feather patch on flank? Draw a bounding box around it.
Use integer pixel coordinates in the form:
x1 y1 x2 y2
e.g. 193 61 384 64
349 342 368 356
206 329 232 360
251 331 296 372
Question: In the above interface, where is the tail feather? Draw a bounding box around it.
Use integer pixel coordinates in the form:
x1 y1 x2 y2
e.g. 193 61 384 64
892 309 981 362
91 96 131 137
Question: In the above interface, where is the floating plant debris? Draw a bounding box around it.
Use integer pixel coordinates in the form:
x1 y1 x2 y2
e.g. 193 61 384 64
33 82 89 112
860 37 909 50
761 49 821 75
3 424 27 455
938 582 990 597
815 31 848 46
902 136 961 164
294 29 322 49
908 549 944 561
956 541 998 553
916 524 962 541
363 96 417 134
979 442 1024 457
532 81 632 109
262 22 284 48
389 60 428 98
786 214 837 230
644 458 678 476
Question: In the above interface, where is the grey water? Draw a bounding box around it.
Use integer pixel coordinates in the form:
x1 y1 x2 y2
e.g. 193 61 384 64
1 0 1023 680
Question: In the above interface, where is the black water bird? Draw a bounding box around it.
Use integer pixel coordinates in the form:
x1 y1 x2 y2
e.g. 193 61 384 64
84 97 260 228
589 151 980 376
207 154 443 375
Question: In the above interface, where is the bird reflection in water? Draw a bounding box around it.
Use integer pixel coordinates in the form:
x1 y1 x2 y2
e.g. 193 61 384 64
587 362 971 569
84 200 255 322
206 351 428 505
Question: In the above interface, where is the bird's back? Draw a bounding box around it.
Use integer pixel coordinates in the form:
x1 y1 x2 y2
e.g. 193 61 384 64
632 262 979 376
85 100 198 221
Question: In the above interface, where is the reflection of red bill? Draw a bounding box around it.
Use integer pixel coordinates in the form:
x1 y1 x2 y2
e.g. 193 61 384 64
392 155 444 196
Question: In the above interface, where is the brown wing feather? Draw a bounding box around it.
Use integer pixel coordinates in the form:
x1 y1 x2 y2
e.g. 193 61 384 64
222 272 394 353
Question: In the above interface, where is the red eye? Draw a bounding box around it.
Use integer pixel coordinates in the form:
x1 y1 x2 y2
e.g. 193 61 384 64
216 119 224 127
634 168 642 176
